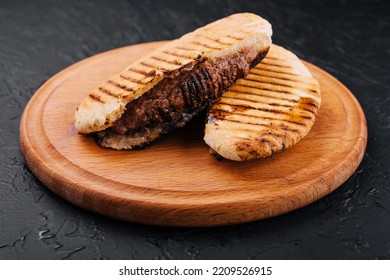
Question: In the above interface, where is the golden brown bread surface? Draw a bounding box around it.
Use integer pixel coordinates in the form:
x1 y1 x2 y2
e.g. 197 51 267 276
204 44 321 161
74 13 272 144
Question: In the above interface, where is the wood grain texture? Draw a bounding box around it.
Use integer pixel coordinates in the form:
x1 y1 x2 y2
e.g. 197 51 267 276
19 41 367 227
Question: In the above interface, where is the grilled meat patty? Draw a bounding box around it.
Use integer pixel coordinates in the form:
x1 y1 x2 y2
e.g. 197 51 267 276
110 49 267 136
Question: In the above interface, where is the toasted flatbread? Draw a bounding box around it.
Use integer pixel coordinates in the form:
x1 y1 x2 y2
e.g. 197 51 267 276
204 44 321 161
74 13 272 150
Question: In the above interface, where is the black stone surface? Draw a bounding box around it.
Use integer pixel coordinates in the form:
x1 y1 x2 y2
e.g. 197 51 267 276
0 0 389 260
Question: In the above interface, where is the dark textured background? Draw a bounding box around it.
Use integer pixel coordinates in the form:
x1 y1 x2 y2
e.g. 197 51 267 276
0 0 389 259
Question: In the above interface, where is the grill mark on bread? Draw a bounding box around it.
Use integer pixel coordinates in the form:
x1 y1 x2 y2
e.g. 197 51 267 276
260 61 294 69
243 78 294 89
264 56 287 62
268 102 295 108
297 98 320 114
210 107 308 127
242 77 308 91
234 83 296 95
127 68 156 77
140 61 169 71
226 34 244 40
228 89 299 103
162 50 196 60
253 137 275 148
245 76 320 94
119 74 143 85
216 101 296 116
150 55 182 66
303 102 319 110
248 72 297 82
175 46 200 52
89 93 105 103
306 101 319 108
220 96 295 110
107 80 134 93
98 86 120 98
210 112 306 131
261 130 289 139
188 41 222 50
193 34 233 46
302 108 316 114
253 65 298 76
279 126 300 133
234 130 287 139
248 71 318 86
216 118 269 129
221 94 317 114
223 93 298 108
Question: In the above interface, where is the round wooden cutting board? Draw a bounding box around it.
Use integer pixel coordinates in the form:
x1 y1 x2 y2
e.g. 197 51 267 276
20 41 367 227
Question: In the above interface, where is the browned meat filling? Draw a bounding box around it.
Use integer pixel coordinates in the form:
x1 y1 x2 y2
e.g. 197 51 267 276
109 49 267 136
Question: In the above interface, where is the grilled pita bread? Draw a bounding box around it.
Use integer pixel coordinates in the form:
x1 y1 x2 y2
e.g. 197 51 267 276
204 44 321 161
74 13 272 149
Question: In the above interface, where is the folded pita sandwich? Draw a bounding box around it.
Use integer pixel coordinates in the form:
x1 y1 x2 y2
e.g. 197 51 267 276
204 44 321 161
74 13 272 149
